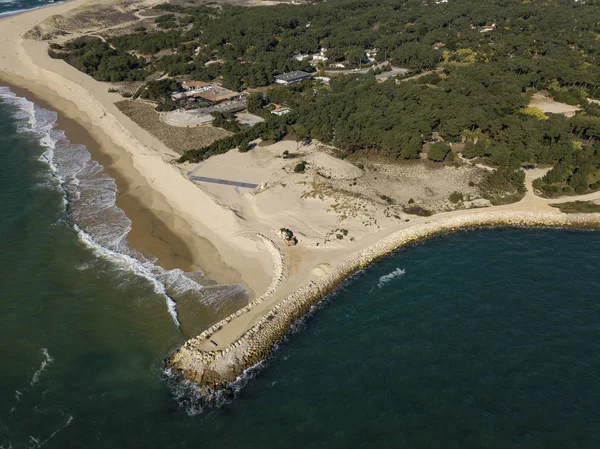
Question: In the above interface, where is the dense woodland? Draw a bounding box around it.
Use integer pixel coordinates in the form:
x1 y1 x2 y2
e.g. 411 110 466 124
51 0 600 198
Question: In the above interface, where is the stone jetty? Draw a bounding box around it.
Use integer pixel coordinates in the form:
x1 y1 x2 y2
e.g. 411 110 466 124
167 211 600 394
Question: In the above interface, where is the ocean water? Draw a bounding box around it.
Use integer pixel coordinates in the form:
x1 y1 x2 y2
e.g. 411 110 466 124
0 0 57 17
1 84 600 448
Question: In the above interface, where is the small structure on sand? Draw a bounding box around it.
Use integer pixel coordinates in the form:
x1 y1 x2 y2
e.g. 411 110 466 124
278 228 298 246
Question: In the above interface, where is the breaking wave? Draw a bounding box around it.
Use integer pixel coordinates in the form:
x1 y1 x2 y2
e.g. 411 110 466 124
163 360 267 415
377 268 406 289
0 86 245 326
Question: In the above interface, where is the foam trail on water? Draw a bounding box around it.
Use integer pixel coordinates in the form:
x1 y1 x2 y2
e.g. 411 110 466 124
377 268 406 289
31 349 53 386
34 415 74 448
10 390 22 413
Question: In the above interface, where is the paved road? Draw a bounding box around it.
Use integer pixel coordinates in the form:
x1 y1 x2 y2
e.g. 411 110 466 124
325 62 409 77
191 176 258 189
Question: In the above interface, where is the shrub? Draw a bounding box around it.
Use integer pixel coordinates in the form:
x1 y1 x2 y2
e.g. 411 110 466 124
428 142 452 162
238 140 250 152
449 191 463 203
379 194 395 205
403 205 434 216
156 98 176 111
294 161 307 173
462 140 486 159
479 167 526 204
550 90 579 106
141 79 180 101
519 106 548 121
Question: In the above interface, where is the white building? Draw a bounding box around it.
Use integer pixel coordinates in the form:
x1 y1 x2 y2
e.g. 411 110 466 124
274 71 312 85
271 104 291 115
181 80 211 92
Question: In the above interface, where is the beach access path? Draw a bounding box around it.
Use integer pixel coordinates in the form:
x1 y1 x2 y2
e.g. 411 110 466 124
191 176 259 189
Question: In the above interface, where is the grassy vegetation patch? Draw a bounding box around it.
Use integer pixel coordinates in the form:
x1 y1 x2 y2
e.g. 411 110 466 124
403 205 434 217
550 201 600 214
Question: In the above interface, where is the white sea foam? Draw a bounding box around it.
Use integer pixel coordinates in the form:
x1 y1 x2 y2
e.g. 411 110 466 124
377 268 406 289
9 390 22 413
164 359 267 415
30 349 53 386
74 224 181 326
0 87 243 326
32 415 74 448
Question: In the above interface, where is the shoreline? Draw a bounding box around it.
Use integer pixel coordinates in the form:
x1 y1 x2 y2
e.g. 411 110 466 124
6 82 200 274
0 0 273 299
4 0 600 398
167 211 600 393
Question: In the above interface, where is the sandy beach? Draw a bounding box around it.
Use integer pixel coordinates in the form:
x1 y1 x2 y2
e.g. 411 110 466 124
4 0 600 393
0 0 273 297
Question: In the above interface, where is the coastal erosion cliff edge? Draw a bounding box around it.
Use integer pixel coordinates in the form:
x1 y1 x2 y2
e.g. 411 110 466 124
167 211 600 394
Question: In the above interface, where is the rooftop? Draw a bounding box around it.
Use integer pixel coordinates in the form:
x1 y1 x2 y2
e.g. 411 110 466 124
193 87 241 103
274 70 312 82
182 80 210 88
271 104 290 113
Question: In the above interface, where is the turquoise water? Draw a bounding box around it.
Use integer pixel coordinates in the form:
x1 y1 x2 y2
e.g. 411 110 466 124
1 86 600 448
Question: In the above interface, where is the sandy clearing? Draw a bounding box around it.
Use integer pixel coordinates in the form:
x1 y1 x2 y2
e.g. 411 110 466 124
529 92 581 117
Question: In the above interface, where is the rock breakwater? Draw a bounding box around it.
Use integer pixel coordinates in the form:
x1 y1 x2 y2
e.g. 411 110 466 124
167 212 600 396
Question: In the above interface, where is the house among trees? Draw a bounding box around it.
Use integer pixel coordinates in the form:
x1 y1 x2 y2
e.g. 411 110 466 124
171 82 242 106
294 49 328 66
274 70 312 85
365 49 378 62
433 42 446 51
480 23 497 33
293 53 311 61
192 85 243 105
271 104 291 116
